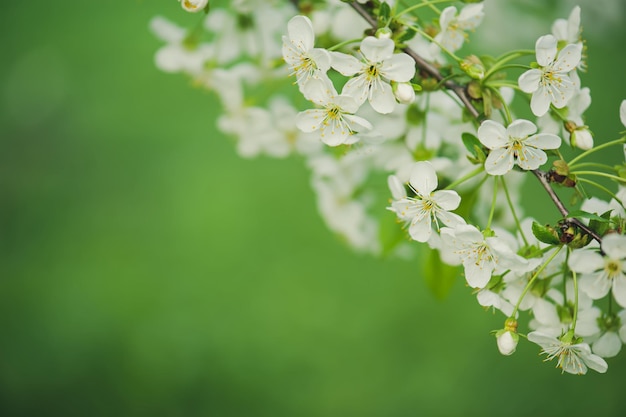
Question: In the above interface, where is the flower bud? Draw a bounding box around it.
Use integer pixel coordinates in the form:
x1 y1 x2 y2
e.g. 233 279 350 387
460 55 485 80
393 82 415 105
496 330 519 356
570 127 594 150
376 27 393 39
179 0 209 13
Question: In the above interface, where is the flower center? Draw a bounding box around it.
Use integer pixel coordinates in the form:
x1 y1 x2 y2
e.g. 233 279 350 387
366 64 380 80
541 70 562 86
326 105 341 120
605 259 622 279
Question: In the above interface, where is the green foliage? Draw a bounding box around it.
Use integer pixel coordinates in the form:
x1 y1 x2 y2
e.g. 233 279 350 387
420 246 459 300
531 221 561 245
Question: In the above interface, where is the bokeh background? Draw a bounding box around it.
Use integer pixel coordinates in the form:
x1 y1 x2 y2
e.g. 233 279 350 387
2 1 626 416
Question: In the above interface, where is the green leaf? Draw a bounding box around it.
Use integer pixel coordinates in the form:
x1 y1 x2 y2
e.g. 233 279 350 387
567 210 612 223
588 210 613 237
379 212 407 257
421 247 459 300
531 221 561 245
462 132 482 158
378 2 391 25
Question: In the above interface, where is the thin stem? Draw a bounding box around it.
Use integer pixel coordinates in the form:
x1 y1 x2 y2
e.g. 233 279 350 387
483 64 532 81
501 176 528 246
486 176 498 229
327 38 363 51
483 51 535 80
572 171 626 184
444 166 485 190
568 138 626 166
577 177 624 207
405 24 462 62
570 259 579 333
568 161 617 172
489 87 513 125
395 0 451 17
510 245 564 319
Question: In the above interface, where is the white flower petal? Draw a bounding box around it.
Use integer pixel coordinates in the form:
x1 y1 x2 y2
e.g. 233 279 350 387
485 148 514 176
516 145 547 171
569 250 604 273
506 119 537 138
554 43 582 73
409 161 438 195
380 53 416 82
593 331 622 358
601 234 626 260
613 276 626 308
438 6 457 31
525 133 561 150
535 35 557 67
330 51 362 76
620 100 626 128
477 120 508 149
579 273 612 300
360 36 394 63
295 109 324 132
433 190 461 211
464 260 493 289
530 87 552 117
409 216 433 242
388 175 406 200
518 69 542 94
287 15 314 52
369 82 396 114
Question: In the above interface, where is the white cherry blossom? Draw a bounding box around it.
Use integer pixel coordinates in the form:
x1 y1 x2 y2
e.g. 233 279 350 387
331 36 415 114
620 99 626 128
569 234 626 308
295 78 372 146
551 6 581 44
527 331 608 375
518 35 582 116
432 4 484 54
282 15 331 89
388 161 464 243
477 119 561 175
440 225 528 289
179 0 208 13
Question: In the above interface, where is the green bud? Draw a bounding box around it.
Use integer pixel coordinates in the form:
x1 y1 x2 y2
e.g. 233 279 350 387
376 27 393 39
460 55 485 79
531 221 561 245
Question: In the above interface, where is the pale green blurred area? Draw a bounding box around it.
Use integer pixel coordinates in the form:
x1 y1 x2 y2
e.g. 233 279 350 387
1 1 626 416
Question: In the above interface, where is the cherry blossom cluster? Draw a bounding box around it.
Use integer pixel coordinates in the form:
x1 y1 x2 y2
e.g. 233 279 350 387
152 0 626 375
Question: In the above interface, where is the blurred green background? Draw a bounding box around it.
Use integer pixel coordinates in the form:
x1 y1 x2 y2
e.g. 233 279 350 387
1 1 626 416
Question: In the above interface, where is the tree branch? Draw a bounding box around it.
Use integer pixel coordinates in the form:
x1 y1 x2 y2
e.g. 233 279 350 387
349 1 480 119
347 1 602 245
532 170 603 244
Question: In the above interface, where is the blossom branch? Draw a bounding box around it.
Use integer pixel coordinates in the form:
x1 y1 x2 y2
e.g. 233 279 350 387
348 1 480 119
532 169 603 244
350 0 603 246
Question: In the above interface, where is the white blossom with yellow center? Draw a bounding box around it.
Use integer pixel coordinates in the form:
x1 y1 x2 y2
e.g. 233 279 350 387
569 234 626 308
330 36 415 114
477 119 561 176
282 15 331 91
518 34 582 117
388 161 463 243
